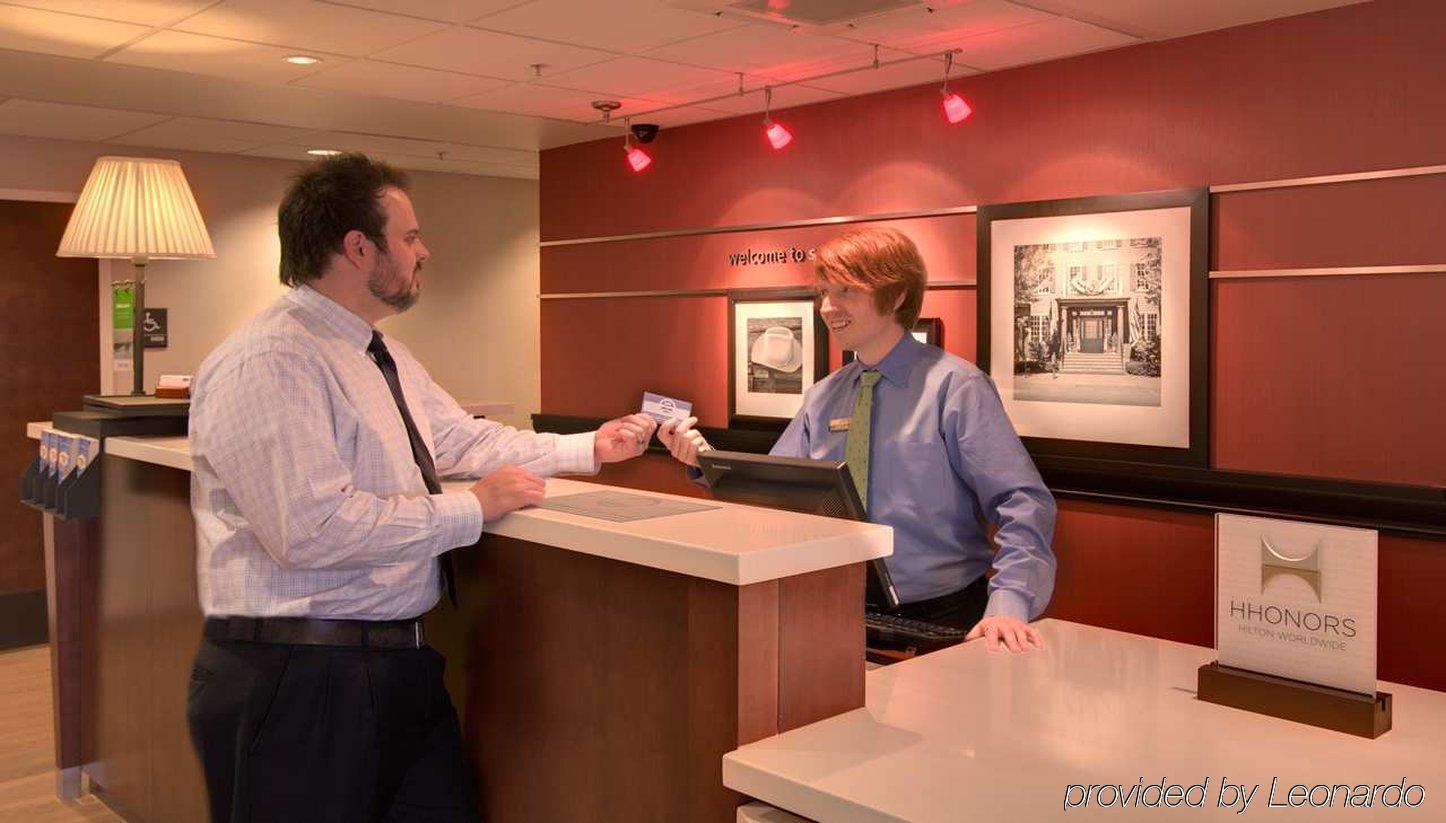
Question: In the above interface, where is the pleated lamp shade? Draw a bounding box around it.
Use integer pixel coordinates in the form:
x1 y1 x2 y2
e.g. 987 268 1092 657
57 156 215 260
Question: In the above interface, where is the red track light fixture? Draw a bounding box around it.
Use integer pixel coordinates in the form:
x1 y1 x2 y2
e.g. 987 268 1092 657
940 51 972 124
762 87 793 150
622 117 652 173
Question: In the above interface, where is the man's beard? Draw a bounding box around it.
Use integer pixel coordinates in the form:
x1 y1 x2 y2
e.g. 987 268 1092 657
368 255 421 312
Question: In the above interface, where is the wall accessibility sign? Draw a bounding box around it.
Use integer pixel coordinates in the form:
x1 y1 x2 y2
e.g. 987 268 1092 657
1215 514 1377 695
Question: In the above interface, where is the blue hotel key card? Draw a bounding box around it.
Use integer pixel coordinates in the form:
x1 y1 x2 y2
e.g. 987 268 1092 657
641 392 693 424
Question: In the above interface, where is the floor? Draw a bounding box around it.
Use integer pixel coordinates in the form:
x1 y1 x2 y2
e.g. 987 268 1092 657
0 646 121 822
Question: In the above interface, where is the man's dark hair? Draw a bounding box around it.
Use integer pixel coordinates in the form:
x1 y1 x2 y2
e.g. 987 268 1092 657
277 153 410 286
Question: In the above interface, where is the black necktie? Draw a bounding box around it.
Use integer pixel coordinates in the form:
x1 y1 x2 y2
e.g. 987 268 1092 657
367 331 457 607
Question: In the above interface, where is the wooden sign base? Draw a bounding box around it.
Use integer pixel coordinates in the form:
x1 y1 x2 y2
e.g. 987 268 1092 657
1197 662 1391 738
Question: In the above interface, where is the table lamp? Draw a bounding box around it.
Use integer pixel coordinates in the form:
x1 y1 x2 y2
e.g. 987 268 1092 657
57 156 215 397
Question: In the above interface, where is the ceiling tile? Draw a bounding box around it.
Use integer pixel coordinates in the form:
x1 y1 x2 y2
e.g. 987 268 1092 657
948 16 1139 72
803 53 967 95
451 83 656 122
372 25 615 81
0 0 214 27
644 21 875 77
1018 0 1365 40
474 0 744 53
110 116 311 153
106 30 343 84
323 0 532 24
0 5 151 58
544 56 738 100
174 0 447 57
295 60 512 104
839 0 1051 53
0 98 170 141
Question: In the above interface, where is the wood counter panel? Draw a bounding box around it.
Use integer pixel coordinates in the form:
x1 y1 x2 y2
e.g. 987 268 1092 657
444 536 865 822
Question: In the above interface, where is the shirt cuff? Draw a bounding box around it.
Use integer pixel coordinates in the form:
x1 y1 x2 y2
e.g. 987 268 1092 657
553 431 598 475
433 490 484 553
983 587 1033 622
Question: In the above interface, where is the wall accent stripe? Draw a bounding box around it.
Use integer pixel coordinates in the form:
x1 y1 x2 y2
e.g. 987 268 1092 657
1208 164 1446 194
539 279 977 301
1209 264 1445 280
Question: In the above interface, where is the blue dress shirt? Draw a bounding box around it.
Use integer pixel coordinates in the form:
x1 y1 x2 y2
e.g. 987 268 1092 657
771 333 1057 621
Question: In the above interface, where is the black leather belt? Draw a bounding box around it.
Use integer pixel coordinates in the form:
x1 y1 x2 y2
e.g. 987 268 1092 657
204 616 425 650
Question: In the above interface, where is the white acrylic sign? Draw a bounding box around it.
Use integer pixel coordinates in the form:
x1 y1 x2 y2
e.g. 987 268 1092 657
1215 513 1377 695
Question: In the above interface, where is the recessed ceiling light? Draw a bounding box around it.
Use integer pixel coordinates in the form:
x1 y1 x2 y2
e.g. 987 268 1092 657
284 55 321 66
307 149 341 156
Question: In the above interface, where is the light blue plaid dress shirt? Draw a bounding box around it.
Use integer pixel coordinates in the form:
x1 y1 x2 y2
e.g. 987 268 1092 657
190 285 596 620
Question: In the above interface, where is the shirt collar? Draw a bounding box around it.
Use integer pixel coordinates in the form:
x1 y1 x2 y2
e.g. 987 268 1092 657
286 285 375 352
852 331 924 388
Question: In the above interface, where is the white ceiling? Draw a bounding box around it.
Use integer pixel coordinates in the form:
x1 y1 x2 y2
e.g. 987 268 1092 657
0 0 1365 179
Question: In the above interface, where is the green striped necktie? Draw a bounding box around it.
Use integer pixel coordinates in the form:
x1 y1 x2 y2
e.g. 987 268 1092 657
845 370 881 513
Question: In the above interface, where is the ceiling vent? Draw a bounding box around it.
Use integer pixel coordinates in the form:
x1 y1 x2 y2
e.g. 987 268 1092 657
671 0 924 31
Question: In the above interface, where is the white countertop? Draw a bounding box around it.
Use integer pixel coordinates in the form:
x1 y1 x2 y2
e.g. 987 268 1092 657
724 619 1445 822
52 430 890 587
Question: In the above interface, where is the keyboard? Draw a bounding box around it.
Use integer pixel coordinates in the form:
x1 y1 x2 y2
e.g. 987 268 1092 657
865 611 967 653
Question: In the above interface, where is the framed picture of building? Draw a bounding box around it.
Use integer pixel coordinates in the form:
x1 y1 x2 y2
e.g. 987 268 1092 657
843 317 943 364
977 188 1209 466
729 289 829 428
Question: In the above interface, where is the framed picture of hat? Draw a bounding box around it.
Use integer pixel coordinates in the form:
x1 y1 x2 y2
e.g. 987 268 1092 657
728 289 828 429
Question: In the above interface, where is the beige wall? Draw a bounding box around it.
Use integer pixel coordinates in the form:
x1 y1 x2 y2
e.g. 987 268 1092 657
0 133 539 429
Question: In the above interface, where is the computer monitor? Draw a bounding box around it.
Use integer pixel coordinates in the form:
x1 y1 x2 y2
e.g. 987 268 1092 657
696 450 900 610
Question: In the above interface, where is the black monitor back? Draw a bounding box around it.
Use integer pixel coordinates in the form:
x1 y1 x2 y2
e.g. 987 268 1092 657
697 450 900 610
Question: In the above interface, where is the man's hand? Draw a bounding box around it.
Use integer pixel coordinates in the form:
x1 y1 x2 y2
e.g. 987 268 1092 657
658 417 712 468
965 615 1044 653
469 465 545 521
594 414 658 464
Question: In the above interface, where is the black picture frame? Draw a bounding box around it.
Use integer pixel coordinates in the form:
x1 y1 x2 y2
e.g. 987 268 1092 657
843 317 943 364
976 187 1209 467
728 288 829 430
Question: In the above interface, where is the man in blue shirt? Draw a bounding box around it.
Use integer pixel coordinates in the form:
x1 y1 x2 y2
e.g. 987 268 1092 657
660 228 1056 652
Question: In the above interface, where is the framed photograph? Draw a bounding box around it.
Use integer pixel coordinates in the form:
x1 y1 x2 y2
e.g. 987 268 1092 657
729 289 828 428
977 188 1209 466
843 317 943 364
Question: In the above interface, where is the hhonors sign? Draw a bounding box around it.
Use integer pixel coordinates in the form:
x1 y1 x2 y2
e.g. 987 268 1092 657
1215 514 1377 695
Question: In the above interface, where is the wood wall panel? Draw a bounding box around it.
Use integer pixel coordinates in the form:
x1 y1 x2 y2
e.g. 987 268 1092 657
1 200 98 595
1211 275 1446 486
542 296 730 423
1213 175 1446 271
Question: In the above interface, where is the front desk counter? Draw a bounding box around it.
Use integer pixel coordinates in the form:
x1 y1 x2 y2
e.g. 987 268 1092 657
35 429 891 823
726 620 1446 822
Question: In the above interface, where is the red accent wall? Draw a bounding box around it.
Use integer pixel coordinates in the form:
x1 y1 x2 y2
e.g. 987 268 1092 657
541 0 1446 689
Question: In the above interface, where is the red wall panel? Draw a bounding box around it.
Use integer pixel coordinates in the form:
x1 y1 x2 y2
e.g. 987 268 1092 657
542 296 730 422
539 0 1446 688
542 1 1446 241
542 214 976 294
1212 275 1446 486
1213 175 1446 271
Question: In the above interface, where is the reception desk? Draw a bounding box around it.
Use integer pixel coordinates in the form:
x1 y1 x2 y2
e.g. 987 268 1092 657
31 425 890 822
725 620 1446 821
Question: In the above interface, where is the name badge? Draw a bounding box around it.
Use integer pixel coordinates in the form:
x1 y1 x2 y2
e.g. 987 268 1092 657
828 418 851 432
